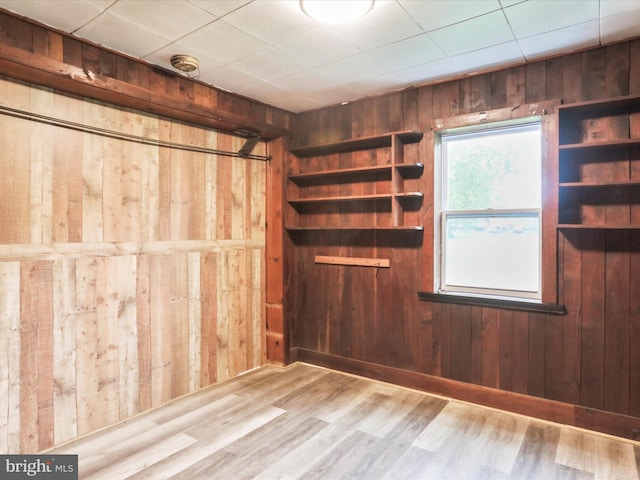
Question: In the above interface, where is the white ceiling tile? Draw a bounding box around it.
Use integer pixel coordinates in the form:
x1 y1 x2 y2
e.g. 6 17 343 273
198 64 263 92
504 0 599 39
148 20 270 69
0 0 114 32
240 79 322 112
344 72 412 97
601 10 640 44
518 20 600 59
368 33 446 71
75 12 172 58
331 0 423 51
186 0 252 18
429 10 515 56
275 27 360 68
106 0 215 39
311 53 388 85
600 0 640 17
395 41 524 84
399 0 502 32
275 69 357 99
231 46 307 81
498 0 527 6
220 0 318 45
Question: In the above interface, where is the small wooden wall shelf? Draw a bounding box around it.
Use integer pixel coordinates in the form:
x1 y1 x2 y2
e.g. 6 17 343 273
556 94 640 229
315 255 390 268
286 130 424 234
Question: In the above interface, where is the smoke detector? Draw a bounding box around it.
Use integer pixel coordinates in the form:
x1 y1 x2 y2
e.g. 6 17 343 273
170 55 199 73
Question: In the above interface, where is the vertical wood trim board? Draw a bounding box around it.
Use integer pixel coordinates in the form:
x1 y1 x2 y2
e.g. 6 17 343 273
0 77 266 453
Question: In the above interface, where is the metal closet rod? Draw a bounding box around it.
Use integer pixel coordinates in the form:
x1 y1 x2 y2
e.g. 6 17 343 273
0 104 271 161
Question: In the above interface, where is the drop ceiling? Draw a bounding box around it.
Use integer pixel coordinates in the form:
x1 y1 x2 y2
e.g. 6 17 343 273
1 0 639 113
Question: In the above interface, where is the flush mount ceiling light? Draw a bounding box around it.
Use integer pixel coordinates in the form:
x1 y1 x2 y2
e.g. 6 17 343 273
300 0 374 24
170 54 199 73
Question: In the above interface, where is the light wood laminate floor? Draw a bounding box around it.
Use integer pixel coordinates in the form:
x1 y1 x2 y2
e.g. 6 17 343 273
51 363 640 479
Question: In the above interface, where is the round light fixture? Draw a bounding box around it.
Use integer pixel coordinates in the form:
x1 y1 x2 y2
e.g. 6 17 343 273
300 0 374 24
170 54 199 73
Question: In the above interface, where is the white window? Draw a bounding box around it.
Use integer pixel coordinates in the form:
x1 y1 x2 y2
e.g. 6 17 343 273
437 121 542 301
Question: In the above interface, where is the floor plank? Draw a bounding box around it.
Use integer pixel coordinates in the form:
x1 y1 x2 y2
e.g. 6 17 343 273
48 363 640 480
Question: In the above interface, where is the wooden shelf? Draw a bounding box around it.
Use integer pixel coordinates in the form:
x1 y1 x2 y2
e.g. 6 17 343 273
287 130 424 236
289 130 423 157
557 93 640 118
286 226 424 232
395 192 424 199
395 162 424 177
559 138 640 150
289 193 392 206
556 94 640 231
558 224 640 230
289 164 391 184
288 162 424 185
559 180 640 188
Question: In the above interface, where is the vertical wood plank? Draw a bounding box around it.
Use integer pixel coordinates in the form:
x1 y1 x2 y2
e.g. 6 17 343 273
563 53 583 104
480 307 498 389
582 48 606 101
82 101 104 242
449 305 471 383
581 232 605 409
169 122 191 241
497 308 513 391
525 62 546 103
560 231 581 405
511 311 529 395
188 252 202 392
200 251 218 386
217 135 233 239
136 254 152 412
604 231 630 415
216 250 230 382
0 262 21 453
205 131 219 240
470 306 482 385
150 255 172 407
0 80 31 244
18 261 54 452
117 255 138 419
29 85 54 245
158 119 172 241
170 252 190 398
93 256 120 430
52 259 77 445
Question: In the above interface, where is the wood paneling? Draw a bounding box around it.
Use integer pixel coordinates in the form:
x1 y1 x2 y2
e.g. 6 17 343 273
0 11 293 140
288 38 640 440
0 77 266 453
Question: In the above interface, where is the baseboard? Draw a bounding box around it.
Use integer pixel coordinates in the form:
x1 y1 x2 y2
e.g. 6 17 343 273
291 347 640 442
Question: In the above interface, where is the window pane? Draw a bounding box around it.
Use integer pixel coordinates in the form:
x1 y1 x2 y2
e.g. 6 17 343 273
444 215 540 293
444 125 541 210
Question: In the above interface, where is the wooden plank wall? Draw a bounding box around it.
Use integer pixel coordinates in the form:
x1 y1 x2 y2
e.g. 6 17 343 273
0 10 293 140
287 39 640 428
0 77 266 453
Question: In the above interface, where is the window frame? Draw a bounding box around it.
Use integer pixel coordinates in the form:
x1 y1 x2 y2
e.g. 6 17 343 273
435 117 543 303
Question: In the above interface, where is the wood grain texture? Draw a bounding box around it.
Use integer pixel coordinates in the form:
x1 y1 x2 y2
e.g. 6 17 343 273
289 38 640 441
0 76 266 453
50 363 640 480
0 11 293 139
